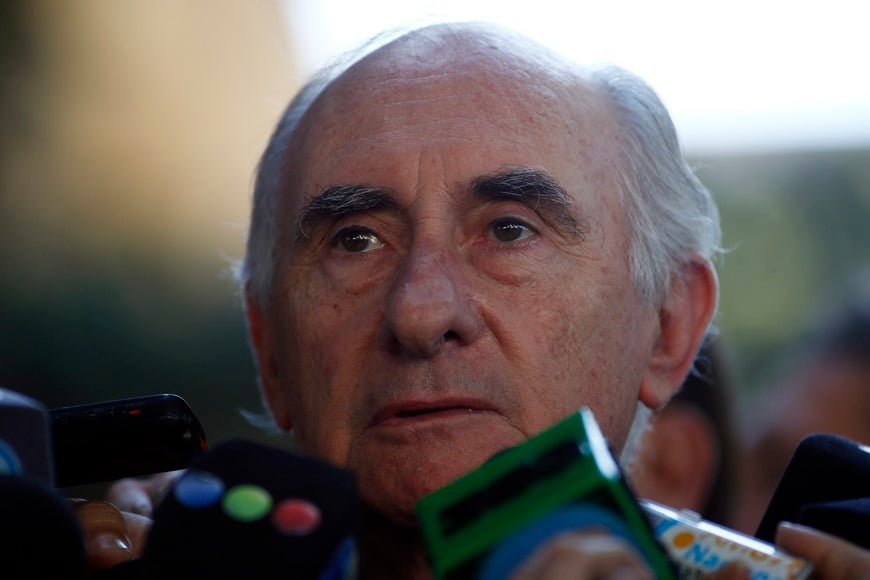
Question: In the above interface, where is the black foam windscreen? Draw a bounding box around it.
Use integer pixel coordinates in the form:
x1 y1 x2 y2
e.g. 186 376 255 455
0 388 83 578
755 433 870 548
0 474 86 579
138 438 359 579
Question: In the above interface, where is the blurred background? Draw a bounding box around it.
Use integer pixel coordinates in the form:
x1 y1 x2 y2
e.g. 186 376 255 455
1 1 868 460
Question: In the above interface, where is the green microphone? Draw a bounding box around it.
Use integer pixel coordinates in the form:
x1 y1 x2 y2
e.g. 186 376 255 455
417 407 675 580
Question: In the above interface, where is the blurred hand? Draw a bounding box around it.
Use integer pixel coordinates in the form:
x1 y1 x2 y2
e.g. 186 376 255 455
776 522 870 579
508 529 752 580
508 530 655 580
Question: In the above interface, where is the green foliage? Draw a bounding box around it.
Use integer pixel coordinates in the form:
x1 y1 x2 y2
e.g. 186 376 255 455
695 148 870 393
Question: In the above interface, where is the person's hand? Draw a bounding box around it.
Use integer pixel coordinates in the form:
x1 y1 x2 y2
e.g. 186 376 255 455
775 522 870 579
73 470 182 571
71 499 149 570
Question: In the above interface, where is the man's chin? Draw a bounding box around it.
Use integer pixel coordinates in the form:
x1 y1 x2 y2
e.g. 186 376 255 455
352 427 526 526
360 463 474 527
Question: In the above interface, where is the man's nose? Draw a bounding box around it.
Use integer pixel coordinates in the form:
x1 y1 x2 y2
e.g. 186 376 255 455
383 242 482 358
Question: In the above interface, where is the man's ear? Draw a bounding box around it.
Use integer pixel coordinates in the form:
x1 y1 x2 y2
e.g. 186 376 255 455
639 256 718 410
244 285 293 431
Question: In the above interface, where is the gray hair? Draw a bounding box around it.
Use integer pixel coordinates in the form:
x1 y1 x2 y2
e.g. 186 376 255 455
242 75 329 306
240 40 720 309
590 66 721 305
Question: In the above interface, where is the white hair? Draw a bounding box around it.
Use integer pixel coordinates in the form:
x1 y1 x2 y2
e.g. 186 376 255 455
241 75 328 306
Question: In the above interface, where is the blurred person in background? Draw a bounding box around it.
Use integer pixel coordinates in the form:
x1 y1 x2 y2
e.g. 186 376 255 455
734 280 870 534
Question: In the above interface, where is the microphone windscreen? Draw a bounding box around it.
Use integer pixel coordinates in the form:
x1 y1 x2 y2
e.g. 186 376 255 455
755 433 870 547
0 474 86 579
142 438 358 579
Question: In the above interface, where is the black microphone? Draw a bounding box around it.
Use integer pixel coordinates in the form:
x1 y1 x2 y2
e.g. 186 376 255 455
756 433 870 548
0 388 86 579
123 438 359 579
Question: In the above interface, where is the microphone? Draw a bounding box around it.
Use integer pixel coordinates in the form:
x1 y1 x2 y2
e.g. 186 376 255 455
127 438 359 579
756 433 870 548
0 387 54 485
0 475 87 579
0 387 86 579
50 393 207 487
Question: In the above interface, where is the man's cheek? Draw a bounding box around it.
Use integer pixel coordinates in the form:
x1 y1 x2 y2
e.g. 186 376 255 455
291 407 352 468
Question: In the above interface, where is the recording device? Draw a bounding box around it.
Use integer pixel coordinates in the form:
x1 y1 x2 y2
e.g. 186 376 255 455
417 407 676 579
95 439 359 580
756 433 870 549
417 407 813 580
51 393 207 487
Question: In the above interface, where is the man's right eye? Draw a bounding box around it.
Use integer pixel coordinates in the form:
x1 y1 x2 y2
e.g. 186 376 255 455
334 227 385 253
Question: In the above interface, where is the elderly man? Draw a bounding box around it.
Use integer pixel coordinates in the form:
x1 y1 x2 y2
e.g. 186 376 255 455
82 21 869 578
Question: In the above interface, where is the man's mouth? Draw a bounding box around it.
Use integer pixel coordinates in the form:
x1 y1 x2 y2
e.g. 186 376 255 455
369 399 495 427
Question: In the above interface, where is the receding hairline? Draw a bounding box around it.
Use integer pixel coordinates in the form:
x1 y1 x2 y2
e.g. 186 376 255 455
295 21 603 139
345 21 587 84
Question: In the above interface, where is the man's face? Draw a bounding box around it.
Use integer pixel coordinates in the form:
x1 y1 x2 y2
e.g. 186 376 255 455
257 42 660 523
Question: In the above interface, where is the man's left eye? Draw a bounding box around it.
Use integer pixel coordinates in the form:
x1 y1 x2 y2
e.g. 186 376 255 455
335 227 385 253
488 219 536 243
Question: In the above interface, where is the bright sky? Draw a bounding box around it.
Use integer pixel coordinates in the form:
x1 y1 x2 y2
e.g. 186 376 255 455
285 0 870 155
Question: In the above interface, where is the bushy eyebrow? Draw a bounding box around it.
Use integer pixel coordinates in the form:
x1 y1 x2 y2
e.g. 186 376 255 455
295 184 397 242
295 166 585 243
471 166 586 239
